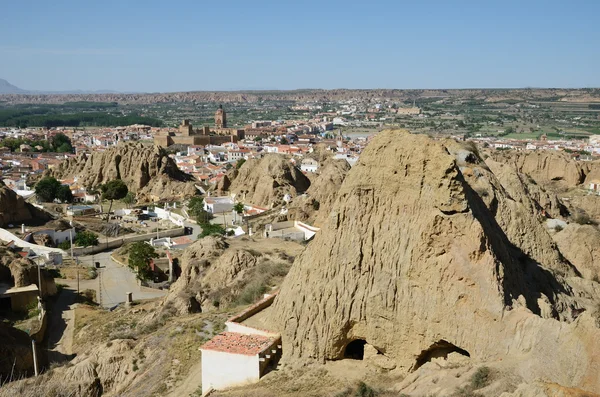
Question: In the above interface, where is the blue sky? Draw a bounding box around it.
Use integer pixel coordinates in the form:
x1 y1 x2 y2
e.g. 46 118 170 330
1 0 598 92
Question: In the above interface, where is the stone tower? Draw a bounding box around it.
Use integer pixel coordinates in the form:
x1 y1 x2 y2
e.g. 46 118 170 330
215 105 227 129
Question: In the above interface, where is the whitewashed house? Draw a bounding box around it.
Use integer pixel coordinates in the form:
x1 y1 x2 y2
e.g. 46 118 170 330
204 196 234 214
201 332 280 394
300 158 319 173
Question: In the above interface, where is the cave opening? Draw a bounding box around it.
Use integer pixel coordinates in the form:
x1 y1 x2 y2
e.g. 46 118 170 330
344 339 367 360
412 339 470 371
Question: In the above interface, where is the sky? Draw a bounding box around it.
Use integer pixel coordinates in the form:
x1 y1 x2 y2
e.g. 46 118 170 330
1 0 599 92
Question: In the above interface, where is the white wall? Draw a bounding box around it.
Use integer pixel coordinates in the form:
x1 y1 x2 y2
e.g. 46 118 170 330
201 350 259 394
225 322 276 337
0 228 65 260
205 198 234 214
32 228 75 245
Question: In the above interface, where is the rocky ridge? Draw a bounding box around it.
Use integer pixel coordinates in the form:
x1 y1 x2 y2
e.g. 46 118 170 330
271 130 600 393
45 142 197 202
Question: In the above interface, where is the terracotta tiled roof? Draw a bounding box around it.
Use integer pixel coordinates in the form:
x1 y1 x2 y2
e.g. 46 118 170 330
201 332 275 355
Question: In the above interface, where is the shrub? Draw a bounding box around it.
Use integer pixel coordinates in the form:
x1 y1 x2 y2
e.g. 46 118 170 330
58 240 71 250
572 210 591 225
74 231 99 247
355 382 376 397
470 366 491 389
554 224 564 232
312 200 320 210
198 223 226 238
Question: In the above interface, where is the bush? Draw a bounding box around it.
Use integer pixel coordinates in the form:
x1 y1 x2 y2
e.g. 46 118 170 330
74 231 99 247
572 210 592 225
199 223 226 238
470 366 491 389
554 224 564 232
58 240 71 250
312 200 320 210
355 382 376 397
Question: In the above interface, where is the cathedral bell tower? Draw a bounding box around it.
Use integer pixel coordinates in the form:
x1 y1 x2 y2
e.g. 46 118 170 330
215 105 227 129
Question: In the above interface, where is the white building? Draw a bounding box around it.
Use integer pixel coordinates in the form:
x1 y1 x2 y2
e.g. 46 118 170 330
201 332 280 394
204 196 234 214
300 158 319 173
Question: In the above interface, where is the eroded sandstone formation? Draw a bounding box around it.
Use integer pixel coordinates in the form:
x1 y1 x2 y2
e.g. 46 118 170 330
0 182 50 227
45 142 197 202
271 130 600 393
216 154 310 208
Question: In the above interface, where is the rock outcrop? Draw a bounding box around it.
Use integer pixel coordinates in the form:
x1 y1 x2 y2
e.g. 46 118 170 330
162 236 302 314
554 224 600 281
489 149 600 191
45 143 197 202
488 150 587 190
216 155 311 208
485 159 569 219
285 158 351 226
0 182 50 227
271 130 600 393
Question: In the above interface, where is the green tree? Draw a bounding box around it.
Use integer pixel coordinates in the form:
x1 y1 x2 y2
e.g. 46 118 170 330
188 196 212 224
35 177 61 202
127 242 158 281
122 191 135 208
74 231 99 247
56 185 74 203
51 133 73 153
235 158 246 169
101 180 129 221
233 202 244 214
280 137 289 144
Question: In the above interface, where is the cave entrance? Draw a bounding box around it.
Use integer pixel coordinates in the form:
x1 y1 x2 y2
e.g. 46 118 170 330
412 339 470 371
344 339 367 360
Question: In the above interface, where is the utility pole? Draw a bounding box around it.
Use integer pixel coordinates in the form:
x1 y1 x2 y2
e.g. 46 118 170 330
31 339 38 376
98 269 103 306
36 257 43 298
76 257 80 294
69 230 74 261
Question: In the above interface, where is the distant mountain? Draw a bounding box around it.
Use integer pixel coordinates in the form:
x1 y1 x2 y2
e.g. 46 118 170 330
0 78 122 95
0 79 26 94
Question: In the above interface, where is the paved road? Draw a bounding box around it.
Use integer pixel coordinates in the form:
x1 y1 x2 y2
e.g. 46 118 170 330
77 251 166 308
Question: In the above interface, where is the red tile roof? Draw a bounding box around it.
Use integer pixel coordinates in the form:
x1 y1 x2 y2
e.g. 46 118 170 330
201 332 276 356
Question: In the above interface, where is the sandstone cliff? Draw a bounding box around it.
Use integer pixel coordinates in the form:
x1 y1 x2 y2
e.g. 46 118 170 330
489 149 600 190
271 130 600 393
0 182 50 227
216 155 310 208
46 143 197 202
554 224 600 281
287 158 351 226
485 159 569 219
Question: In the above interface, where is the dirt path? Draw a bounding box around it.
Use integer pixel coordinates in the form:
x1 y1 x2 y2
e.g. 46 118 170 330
166 360 203 397
47 286 77 364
